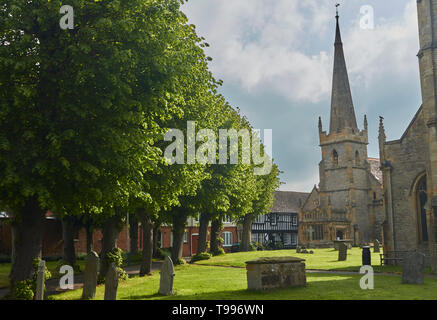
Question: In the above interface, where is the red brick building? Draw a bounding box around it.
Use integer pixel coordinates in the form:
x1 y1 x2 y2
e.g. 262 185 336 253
0 215 239 258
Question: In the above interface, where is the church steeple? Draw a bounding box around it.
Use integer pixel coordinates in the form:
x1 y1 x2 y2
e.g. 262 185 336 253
329 8 358 134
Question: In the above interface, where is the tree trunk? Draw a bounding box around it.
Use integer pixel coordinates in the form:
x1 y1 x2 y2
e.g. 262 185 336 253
171 211 186 264
197 213 210 254
139 214 153 276
129 215 138 254
240 214 255 252
62 216 76 266
85 224 93 254
100 214 122 278
209 218 223 256
9 197 46 289
152 224 160 258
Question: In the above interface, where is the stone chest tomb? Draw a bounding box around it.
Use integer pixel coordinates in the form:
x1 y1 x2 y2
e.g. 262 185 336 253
245 257 306 290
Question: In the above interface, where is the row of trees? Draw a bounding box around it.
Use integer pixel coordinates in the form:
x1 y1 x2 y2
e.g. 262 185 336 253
0 0 280 297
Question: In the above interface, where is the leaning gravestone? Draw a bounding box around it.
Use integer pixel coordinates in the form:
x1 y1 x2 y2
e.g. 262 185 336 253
338 243 347 261
402 251 425 285
82 251 99 299
104 263 118 300
35 260 46 300
159 256 175 295
373 240 380 253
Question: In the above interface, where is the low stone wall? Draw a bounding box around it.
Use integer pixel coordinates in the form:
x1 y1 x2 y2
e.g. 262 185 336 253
245 257 306 290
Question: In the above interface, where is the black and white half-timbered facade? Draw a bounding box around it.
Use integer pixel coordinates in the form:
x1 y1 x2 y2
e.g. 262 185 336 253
252 191 309 249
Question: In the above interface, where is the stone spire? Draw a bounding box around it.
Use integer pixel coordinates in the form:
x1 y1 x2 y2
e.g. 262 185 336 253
329 9 358 134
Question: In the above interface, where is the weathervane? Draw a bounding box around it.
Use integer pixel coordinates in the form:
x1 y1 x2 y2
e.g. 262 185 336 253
336 3 340 18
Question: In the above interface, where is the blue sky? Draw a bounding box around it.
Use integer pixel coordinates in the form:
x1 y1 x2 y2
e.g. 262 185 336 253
181 0 422 192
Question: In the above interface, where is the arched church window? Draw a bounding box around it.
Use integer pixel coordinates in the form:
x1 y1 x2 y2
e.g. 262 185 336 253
355 151 360 165
332 150 338 166
416 175 428 243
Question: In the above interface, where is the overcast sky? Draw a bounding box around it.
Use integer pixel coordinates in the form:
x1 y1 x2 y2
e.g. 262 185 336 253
181 0 422 192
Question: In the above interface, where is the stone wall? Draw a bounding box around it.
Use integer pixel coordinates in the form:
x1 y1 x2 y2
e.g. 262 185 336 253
382 107 428 253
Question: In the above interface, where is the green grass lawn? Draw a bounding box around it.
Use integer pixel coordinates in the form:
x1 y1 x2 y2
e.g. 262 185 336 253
0 260 86 289
194 248 410 273
51 264 437 300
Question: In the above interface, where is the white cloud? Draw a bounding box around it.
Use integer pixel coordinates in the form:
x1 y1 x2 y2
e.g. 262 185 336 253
344 0 419 88
182 0 419 104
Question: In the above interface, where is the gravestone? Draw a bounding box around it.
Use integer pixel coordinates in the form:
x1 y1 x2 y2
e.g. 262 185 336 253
373 240 380 253
338 243 347 261
362 246 371 266
35 260 46 300
402 251 425 285
82 251 99 299
296 247 301 253
159 256 175 295
104 262 118 300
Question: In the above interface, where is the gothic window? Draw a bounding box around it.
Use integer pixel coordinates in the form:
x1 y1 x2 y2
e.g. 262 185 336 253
314 225 324 240
332 150 338 166
355 151 360 165
416 175 428 243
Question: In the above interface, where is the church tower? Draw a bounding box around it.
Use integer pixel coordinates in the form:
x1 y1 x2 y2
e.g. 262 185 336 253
317 11 372 243
299 8 384 248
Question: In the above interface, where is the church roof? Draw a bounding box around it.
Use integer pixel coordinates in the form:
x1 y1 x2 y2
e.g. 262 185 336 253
271 190 309 213
329 14 358 134
367 158 382 183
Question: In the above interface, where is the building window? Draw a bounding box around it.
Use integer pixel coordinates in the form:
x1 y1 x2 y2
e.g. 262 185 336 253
292 216 297 226
222 231 233 247
416 175 428 243
170 232 173 247
269 213 277 226
308 225 324 241
184 231 188 243
355 151 360 165
291 233 298 245
283 233 292 246
222 215 232 223
332 150 338 166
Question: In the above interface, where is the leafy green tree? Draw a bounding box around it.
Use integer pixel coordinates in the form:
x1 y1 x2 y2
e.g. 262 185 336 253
0 0 202 289
239 163 281 252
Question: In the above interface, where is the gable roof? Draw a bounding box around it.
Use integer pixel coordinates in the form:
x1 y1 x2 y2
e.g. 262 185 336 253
271 191 310 213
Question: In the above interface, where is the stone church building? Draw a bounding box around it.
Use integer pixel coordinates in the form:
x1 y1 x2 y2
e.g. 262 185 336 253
378 0 437 266
298 12 385 247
